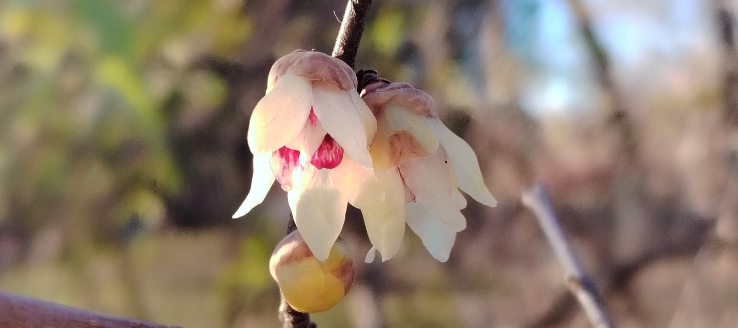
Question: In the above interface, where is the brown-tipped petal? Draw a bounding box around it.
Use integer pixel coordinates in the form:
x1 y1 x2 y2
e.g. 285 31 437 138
267 50 309 91
361 82 437 117
289 52 357 91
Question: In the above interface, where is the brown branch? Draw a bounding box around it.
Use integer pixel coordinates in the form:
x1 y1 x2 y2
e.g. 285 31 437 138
0 291 180 328
278 1 373 327
331 0 373 69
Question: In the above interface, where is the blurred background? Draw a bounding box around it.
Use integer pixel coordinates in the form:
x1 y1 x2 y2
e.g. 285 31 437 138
1 0 737 327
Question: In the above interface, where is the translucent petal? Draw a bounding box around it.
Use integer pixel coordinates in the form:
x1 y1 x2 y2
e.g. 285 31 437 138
369 127 392 170
377 105 439 167
233 153 275 218
287 166 347 261
351 90 377 145
329 155 376 207
399 149 467 231
248 74 312 155
357 168 406 261
406 202 456 262
312 83 372 167
285 110 328 166
443 150 467 210
364 246 377 263
428 119 497 207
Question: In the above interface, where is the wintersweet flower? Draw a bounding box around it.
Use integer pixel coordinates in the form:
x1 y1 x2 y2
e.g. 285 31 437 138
361 80 497 262
232 50 379 261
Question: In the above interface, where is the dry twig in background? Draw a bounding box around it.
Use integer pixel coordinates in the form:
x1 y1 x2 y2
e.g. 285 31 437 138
522 184 615 328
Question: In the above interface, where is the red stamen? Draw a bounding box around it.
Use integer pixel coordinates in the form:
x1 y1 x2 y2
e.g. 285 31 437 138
310 135 344 169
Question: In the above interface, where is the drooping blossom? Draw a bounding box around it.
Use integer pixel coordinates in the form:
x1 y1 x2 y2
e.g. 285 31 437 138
232 50 380 261
361 79 497 262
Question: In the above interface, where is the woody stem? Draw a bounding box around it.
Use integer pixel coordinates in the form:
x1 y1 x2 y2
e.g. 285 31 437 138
278 1 373 327
332 0 374 69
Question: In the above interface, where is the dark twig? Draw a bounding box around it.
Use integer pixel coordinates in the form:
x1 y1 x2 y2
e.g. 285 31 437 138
278 1 373 327
332 0 373 69
0 291 180 328
522 184 615 328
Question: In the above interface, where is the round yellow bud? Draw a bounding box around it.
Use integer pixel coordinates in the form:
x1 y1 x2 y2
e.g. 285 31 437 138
269 230 355 313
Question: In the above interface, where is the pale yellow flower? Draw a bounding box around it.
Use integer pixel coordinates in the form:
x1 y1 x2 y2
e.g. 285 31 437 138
361 81 497 262
232 50 378 261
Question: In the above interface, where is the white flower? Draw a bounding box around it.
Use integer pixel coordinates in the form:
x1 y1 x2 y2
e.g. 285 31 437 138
361 81 497 262
232 50 379 261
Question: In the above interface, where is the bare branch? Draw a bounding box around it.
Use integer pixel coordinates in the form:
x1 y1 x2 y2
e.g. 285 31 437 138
522 184 615 328
0 291 180 328
332 0 373 68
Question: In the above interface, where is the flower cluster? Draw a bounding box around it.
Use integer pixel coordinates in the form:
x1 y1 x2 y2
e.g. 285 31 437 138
233 50 495 262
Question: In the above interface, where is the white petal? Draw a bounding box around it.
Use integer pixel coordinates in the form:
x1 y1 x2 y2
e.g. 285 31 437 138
406 202 456 262
444 151 467 209
330 159 406 261
399 149 467 231
357 168 406 261
351 90 377 145
287 166 347 261
232 153 275 218
428 119 497 207
380 105 439 164
247 74 312 155
312 83 373 167
329 155 376 206
285 114 328 166
364 246 377 263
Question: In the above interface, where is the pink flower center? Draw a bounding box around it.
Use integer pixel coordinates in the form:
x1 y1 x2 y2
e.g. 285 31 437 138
270 147 301 191
269 134 345 190
310 135 344 169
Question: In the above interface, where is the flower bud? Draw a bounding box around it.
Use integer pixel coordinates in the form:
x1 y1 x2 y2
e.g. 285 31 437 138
269 230 355 313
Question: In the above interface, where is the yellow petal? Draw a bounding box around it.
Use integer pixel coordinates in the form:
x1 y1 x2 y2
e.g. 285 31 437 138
399 149 466 231
288 166 347 261
274 256 346 313
428 118 497 207
369 126 392 170
406 202 456 262
232 153 275 218
247 73 312 155
312 83 373 167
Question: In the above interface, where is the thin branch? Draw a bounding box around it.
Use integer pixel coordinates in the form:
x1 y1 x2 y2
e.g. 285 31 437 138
522 184 615 328
331 0 373 68
0 291 180 328
278 1 373 327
